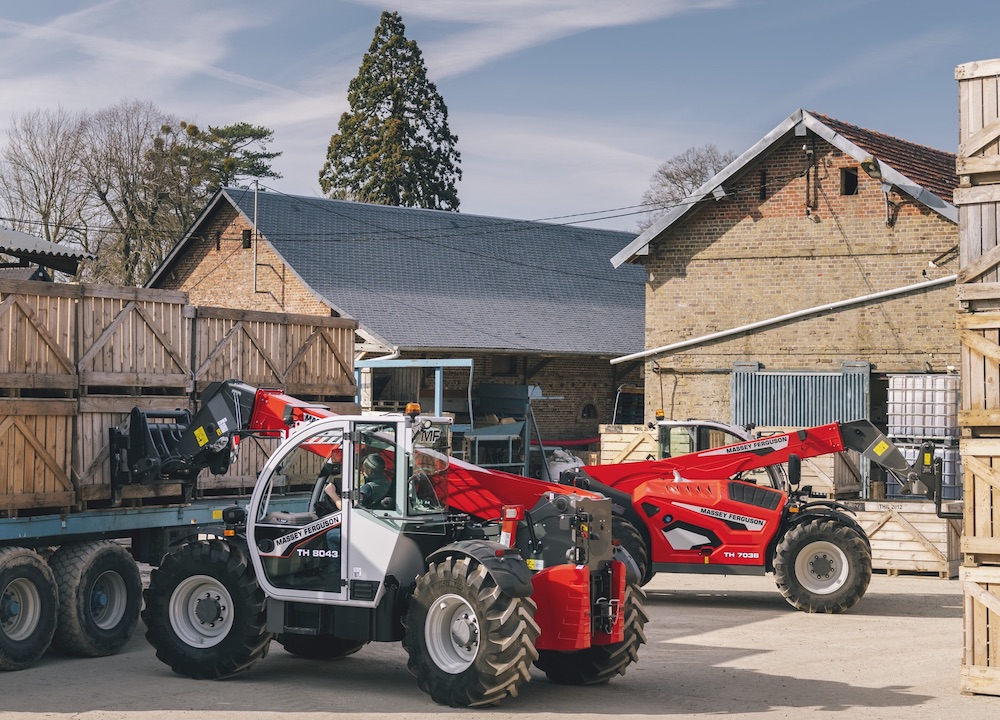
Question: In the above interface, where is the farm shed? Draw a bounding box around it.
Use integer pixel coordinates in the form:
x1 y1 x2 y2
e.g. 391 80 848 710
609 109 960 492
146 189 645 445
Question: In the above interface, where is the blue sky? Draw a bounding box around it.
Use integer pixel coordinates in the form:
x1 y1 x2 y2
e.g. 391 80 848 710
0 0 996 232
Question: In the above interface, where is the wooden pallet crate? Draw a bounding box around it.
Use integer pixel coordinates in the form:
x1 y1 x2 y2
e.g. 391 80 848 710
192 307 357 398
73 394 194 505
0 397 75 514
844 500 962 578
961 564 1000 696
960 438 1000 565
77 284 192 391
0 279 80 391
599 424 658 464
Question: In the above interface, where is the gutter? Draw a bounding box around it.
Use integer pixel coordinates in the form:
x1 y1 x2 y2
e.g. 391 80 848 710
610 273 957 365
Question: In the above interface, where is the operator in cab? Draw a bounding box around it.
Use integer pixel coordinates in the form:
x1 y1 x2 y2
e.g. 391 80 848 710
358 453 391 508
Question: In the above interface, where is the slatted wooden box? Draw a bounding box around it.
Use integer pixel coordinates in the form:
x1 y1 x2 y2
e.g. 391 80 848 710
960 438 1000 564
844 500 962 578
192 307 356 398
599 424 658 464
73 394 194 506
0 398 75 513
77 285 192 392
0 279 79 392
960 564 1000 696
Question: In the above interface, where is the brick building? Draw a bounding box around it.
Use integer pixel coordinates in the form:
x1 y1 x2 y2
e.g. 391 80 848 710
147 189 645 443
610 109 959 429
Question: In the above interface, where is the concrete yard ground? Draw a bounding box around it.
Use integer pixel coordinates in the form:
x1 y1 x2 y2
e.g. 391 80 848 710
1 572 996 720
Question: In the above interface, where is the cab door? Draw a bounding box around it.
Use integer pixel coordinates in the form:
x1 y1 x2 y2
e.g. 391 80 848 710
247 418 354 599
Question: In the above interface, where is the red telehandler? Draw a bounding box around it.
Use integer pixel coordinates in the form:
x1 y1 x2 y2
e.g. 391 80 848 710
560 419 943 613
129 381 646 707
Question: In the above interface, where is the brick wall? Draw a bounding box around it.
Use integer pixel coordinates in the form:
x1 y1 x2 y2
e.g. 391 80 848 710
640 135 959 422
155 204 332 316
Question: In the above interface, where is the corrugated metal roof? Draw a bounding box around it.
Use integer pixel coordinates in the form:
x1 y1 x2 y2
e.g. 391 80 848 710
199 190 646 356
0 227 94 275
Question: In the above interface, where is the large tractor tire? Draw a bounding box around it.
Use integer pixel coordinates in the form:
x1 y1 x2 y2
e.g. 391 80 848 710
534 581 648 685
278 634 367 660
773 517 872 613
48 541 142 657
0 547 59 671
612 517 653 586
142 539 272 678
403 555 540 707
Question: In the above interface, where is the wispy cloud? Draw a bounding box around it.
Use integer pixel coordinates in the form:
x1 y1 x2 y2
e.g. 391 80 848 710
0 2 296 105
350 0 736 78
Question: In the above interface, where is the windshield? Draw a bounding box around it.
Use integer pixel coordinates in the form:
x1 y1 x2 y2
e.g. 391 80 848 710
408 421 450 514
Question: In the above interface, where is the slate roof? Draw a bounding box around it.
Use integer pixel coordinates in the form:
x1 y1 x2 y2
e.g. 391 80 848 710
612 109 958 267
0 227 94 275
159 189 645 356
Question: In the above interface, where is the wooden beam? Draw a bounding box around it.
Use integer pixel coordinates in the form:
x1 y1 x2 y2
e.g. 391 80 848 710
955 185 1000 205
958 119 1000 159
958 242 1000 283
956 58 1000 80
957 155 1000 176
527 357 554 379
957 282 1000 302
959 329 1000 363
959 409 1000 426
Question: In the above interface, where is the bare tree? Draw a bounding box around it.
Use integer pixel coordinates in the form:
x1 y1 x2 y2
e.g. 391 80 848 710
638 144 737 232
0 108 91 261
1 100 283 286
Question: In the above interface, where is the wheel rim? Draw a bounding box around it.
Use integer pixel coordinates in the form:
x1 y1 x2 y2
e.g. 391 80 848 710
168 575 235 649
795 540 849 594
1 577 41 641
424 593 480 673
90 570 128 630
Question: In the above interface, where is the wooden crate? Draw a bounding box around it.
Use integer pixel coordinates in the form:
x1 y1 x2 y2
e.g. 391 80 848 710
0 398 75 513
961 564 1000 696
844 500 962 578
599 424 658 464
77 285 192 391
960 438 1000 564
192 307 357 397
0 279 79 391
956 56 1000 697
73 394 193 504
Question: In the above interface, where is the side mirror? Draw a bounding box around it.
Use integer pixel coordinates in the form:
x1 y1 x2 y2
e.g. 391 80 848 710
787 454 801 488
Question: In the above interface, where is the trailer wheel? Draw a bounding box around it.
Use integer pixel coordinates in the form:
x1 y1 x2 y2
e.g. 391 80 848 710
143 539 272 678
534 581 648 685
278 634 367 660
612 517 653 586
48 541 141 657
403 555 539 707
0 547 58 671
773 518 872 613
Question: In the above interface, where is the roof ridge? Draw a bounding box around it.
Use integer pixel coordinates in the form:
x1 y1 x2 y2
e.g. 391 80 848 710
221 186 635 238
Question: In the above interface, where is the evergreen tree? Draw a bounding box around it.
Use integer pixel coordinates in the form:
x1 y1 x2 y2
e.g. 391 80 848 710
319 11 461 210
